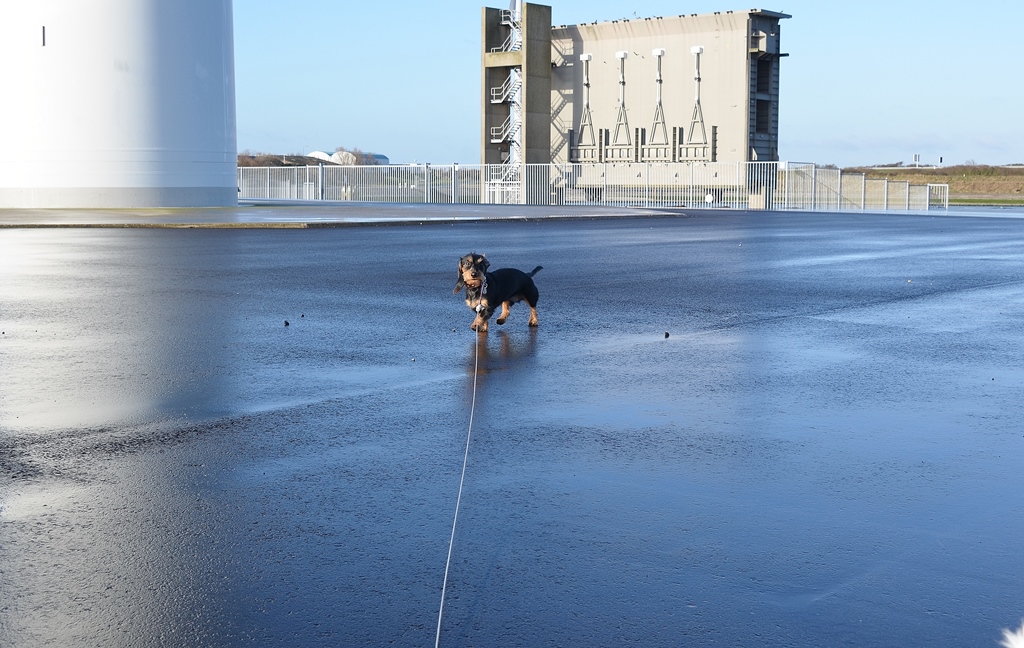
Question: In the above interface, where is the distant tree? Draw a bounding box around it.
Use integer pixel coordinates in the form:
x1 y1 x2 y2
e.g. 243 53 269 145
335 146 379 165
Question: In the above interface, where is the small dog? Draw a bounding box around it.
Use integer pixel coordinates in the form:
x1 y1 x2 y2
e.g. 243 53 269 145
453 253 542 332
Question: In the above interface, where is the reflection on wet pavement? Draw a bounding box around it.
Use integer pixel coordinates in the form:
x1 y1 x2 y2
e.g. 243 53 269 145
2 210 1024 647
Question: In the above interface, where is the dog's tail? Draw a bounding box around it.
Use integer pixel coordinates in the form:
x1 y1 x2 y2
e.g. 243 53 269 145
528 266 543 277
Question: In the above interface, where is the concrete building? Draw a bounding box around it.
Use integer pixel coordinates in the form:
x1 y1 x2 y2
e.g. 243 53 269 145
482 4 789 166
0 0 237 208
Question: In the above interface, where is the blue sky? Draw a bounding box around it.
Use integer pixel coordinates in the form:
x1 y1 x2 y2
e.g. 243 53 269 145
235 0 1024 167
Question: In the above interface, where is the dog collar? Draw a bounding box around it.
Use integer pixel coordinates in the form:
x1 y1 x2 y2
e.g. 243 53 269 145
481 278 487 295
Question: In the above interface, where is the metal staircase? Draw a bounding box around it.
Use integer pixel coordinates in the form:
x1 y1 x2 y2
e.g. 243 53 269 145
486 2 524 203
489 9 523 52
490 70 521 105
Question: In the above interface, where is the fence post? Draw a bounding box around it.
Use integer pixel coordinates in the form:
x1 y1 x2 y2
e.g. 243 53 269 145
425 164 430 203
783 162 789 210
481 164 488 204
603 163 607 206
810 165 817 210
452 163 458 204
736 161 740 209
688 162 693 207
645 162 650 207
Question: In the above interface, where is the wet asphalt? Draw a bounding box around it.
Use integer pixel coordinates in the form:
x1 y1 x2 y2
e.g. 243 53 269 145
1 208 1023 647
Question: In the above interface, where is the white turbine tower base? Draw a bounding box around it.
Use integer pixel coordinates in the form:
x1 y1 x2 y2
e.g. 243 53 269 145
0 0 238 208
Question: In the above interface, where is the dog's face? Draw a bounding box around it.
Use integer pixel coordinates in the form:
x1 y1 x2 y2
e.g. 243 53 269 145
457 253 489 290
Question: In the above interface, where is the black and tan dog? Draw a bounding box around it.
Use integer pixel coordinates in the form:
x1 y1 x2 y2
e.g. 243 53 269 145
453 253 542 332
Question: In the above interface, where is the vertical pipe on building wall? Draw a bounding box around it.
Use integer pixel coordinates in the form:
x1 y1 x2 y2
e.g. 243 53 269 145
612 51 631 148
650 49 667 147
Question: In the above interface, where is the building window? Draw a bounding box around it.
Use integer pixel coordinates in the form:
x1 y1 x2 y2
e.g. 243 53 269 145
755 100 771 134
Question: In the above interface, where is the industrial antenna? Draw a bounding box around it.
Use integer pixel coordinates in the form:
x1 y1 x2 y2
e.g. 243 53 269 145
576 54 596 147
687 45 708 146
611 51 631 146
649 48 669 146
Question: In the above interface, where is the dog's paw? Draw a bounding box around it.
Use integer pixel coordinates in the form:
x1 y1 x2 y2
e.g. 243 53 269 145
496 316 507 325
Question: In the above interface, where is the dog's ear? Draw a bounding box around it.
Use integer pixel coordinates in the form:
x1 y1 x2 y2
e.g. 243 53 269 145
453 262 465 294
480 255 490 272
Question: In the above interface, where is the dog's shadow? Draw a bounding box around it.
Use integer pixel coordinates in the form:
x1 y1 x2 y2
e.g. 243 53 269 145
467 328 538 378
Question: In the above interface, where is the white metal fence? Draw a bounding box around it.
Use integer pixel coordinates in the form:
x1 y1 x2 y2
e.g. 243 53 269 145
237 162 949 211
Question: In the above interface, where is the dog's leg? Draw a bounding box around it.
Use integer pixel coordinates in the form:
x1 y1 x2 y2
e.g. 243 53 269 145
471 314 489 332
472 303 492 332
495 301 512 325
527 305 538 327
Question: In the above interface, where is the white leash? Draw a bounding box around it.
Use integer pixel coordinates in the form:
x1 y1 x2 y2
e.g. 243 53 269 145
434 332 482 647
